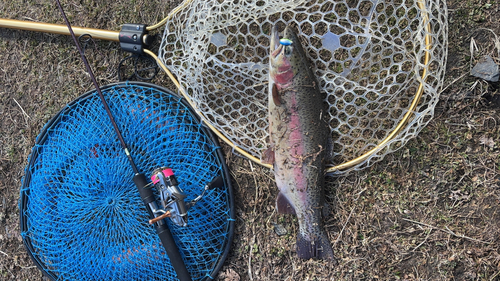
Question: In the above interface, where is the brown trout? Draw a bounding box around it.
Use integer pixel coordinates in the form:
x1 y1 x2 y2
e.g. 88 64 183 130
263 25 334 260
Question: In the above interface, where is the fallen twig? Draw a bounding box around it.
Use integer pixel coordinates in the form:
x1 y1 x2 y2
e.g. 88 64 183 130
438 72 468 96
490 270 500 281
412 229 432 252
333 206 355 247
248 228 255 281
249 160 259 214
402 218 491 244
13 98 31 121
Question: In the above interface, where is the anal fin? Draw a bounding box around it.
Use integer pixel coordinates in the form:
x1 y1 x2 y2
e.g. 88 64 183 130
276 192 295 214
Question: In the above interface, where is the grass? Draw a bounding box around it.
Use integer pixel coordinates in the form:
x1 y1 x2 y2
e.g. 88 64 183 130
1 0 500 280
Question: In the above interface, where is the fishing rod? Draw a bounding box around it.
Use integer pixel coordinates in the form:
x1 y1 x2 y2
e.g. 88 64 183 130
53 1 223 280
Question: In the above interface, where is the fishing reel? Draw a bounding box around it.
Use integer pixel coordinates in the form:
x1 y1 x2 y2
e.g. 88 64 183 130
145 167 223 227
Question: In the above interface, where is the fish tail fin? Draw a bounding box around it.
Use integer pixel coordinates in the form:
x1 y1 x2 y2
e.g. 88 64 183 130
296 232 335 260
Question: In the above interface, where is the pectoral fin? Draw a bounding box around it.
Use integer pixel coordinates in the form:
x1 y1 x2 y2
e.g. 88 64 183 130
276 192 295 214
271 83 281 106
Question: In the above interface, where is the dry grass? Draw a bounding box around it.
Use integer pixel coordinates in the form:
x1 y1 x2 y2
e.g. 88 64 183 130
1 0 500 280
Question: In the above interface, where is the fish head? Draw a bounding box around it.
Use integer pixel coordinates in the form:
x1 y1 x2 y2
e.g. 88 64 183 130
269 25 303 86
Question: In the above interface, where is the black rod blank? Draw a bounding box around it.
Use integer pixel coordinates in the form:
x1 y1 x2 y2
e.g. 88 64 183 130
55 0 139 174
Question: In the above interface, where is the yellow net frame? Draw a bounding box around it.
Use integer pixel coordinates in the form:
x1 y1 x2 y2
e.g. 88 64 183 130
146 0 435 173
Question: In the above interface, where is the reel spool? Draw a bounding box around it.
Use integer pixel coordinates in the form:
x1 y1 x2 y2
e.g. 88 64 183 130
19 82 234 281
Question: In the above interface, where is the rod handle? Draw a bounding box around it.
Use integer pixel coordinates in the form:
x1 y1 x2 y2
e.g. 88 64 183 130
156 223 192 281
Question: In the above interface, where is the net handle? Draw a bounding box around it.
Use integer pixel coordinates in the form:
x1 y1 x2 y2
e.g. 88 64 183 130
0 0 190 38
0 18 119 41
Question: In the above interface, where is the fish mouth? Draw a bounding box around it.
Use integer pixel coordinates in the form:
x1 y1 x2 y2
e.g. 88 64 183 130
270 25 281 58
283 26 291 38
270 25 280 52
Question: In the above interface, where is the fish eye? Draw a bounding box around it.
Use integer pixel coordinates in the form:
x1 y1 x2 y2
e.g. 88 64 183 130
284 46 293 56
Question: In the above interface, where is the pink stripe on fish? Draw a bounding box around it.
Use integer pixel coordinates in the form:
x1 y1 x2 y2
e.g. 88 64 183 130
287 95 308 202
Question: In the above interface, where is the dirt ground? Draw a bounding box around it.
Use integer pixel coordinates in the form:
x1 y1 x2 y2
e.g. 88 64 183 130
1 0 500 280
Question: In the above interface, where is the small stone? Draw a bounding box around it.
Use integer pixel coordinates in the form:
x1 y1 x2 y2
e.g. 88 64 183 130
272 223 287 236
471 55 500 82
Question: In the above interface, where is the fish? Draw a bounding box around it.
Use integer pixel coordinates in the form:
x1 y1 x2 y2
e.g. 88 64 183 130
262 25 335 260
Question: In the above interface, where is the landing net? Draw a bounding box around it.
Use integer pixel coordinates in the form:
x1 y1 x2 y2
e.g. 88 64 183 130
159 0 447 173
20 82 234 280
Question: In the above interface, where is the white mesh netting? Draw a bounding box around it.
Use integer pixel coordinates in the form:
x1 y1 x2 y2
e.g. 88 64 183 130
159 0 448 173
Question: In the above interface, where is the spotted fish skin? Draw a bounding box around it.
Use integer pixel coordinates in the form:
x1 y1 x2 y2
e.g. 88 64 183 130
264 25 334 260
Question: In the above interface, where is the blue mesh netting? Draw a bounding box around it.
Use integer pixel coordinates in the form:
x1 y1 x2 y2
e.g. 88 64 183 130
19 82 234 281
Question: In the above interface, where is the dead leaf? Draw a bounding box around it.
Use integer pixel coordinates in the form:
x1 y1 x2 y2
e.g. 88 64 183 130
449 190 471 201
219 269 240 281
479 135 495 148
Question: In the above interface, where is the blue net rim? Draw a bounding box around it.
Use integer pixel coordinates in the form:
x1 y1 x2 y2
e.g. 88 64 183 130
19 81 235 281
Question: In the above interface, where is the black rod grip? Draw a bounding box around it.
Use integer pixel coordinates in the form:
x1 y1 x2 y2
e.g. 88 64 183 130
133 173 155 204
156 223 192 281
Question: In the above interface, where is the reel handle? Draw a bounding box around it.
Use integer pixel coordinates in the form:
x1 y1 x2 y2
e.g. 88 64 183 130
133 173 192 281
149 211 171 225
